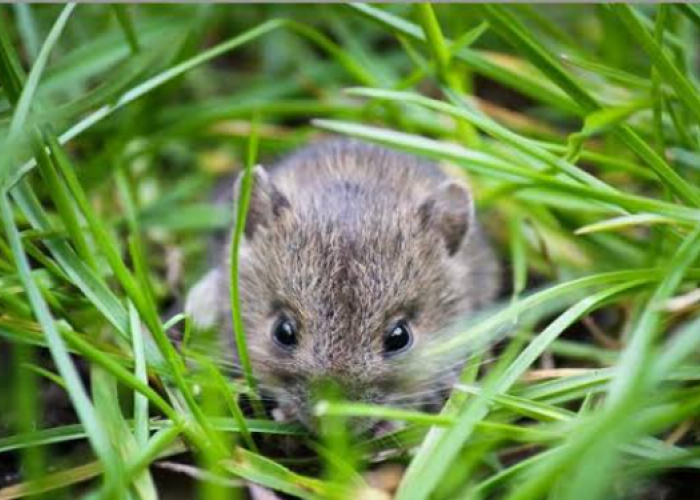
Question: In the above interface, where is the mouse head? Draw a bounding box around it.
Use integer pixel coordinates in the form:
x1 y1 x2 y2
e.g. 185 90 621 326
190 164 491 430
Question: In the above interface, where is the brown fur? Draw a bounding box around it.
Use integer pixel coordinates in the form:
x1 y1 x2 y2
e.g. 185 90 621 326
188 139 500 427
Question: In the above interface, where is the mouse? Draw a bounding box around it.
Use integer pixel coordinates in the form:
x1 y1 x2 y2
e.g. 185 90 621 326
185 139 500 430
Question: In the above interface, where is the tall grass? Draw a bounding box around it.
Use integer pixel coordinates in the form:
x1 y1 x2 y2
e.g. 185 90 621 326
1 4 700 500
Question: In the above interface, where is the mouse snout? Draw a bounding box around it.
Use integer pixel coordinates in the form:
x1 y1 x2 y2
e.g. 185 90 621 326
285 366 381 406
286 378 385 434
272 348 390 430
306 362 382 404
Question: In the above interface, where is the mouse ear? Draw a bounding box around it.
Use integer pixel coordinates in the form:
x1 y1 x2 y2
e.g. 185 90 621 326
418 180 474 256
234 165 290 239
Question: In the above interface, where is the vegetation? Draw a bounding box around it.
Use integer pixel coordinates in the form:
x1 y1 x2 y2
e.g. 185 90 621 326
1 4 700 499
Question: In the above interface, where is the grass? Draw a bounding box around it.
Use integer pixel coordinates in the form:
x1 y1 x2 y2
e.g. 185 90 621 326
1 4 700 500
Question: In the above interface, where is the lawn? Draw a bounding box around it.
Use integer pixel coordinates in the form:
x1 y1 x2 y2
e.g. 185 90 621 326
1 4 700 500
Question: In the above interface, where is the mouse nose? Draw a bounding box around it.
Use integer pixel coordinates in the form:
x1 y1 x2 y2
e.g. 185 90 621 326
304 345 378 400
307 371 377 405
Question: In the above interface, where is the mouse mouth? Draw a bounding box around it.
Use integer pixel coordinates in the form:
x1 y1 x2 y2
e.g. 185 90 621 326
272 396 398 437
270 394 320 431
267 384 407 438
368 419 403 438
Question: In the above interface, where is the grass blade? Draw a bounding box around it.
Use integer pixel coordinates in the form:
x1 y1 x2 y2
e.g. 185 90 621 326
230 116 261 403
475 4 700 207
0 3 76 189
0 192 121 493
112 5 140 54
611 5 700 123
395 281 643 500
347 3 580 114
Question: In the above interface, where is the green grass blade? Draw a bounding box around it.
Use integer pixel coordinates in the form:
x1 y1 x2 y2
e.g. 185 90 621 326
313 118 700 223
0 3 75 190
473 4 700 207
575 214 678 235
207 362 258 452
347 3 580 114
0 418 303 454
12 5 40 62
5 18 286 190
7 3 75 136
43 135 222 451
113 5 140 54
35 138 97 270
395 281 643 500
347 86 615 192
501 226 700 500
129 302 149 448
676 3 700 31
12 183 131 337
478 4 596 113
222 448 341 500
609 225 700 404
0 192 120 492
508 215 528 299
315 401 455 427
611 5 700 123
230 116 260 401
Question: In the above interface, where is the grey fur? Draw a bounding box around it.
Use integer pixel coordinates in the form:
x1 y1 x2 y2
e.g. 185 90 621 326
187 139 500 427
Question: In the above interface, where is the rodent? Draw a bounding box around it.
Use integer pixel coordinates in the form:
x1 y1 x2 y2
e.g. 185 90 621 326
186 139 500 430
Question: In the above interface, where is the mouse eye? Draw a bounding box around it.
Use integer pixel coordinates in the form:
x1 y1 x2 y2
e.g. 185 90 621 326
383 320 413 356
272 316 298 350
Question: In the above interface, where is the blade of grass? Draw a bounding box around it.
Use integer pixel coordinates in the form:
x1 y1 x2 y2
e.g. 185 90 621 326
0 192 122 496
347 86 616 192
611 5 700 123
57 325 180 424
112 5 140 54
44 134 224 454
414 4 476 145
347 3 580 115
0 9 135 345
0 5 127 494
229 114 265 421
313 119 700 223
206 360 258 453
12 183 131 338
0 418 303 454
35 134 97 270
654 314 700 379
651 5 668 156
0 426 187 500
92 366 156 500
10 329 44 491
315 401 455 427
6 17 378 191
12 5 40 62
129 302 149 448
676 3 700 31
478 4 700 207
502 224 700 500
222 448 343 500
561 53 651 89
478 4 594 113
609 227 700 404
5 4 74 135
575 214 678 235
395 281 644 500
455 385 572 422
3 18 286 191
509 214 528 300
0 3 75 186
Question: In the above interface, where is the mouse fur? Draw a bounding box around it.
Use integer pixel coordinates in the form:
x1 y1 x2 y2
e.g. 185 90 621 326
186 139 500 428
